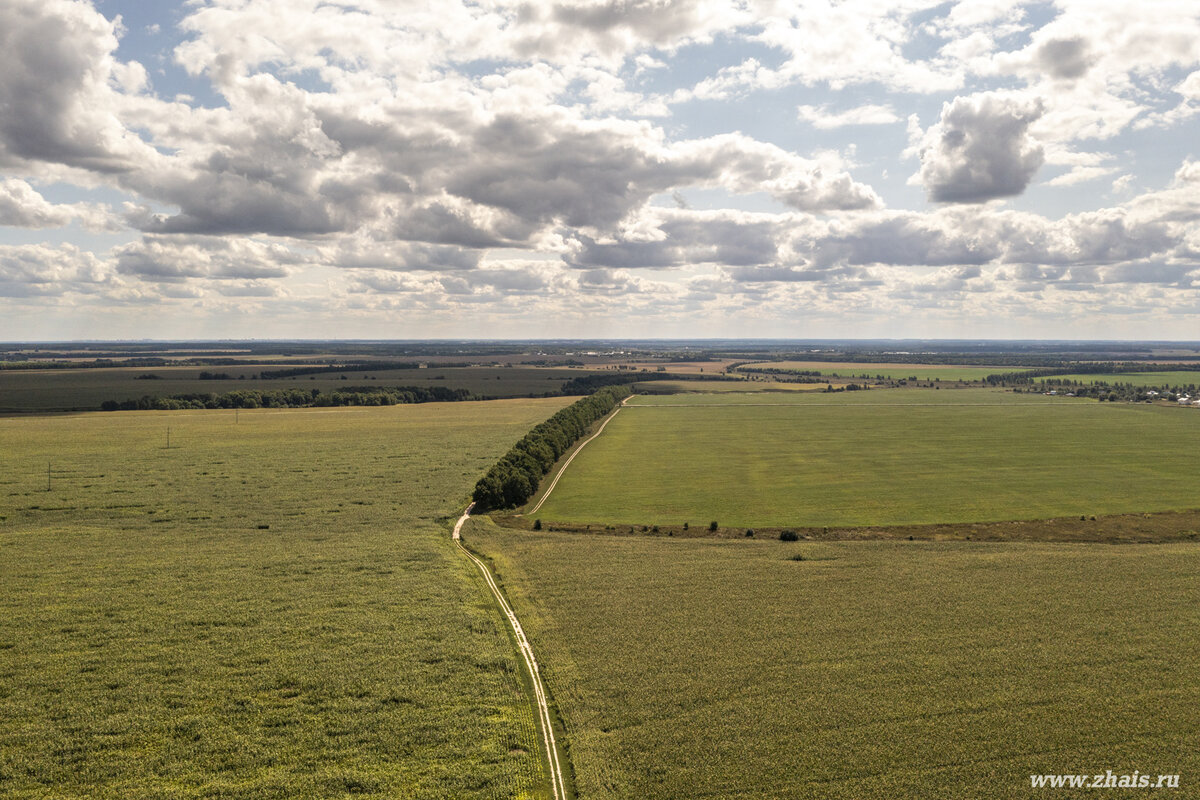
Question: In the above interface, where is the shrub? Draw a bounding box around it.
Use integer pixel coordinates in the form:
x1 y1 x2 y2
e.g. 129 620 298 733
709 521 718 532
683 522 688 530
533 519 542 530
779 530 799 542
745 529 754 537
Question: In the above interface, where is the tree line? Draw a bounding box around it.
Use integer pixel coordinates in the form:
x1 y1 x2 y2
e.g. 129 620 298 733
1014 380 1199 403
99 385 479 411
472 385 633 510
986 362 1200 385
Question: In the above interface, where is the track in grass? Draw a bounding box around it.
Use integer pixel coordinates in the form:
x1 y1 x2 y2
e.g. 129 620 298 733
454 505 568 800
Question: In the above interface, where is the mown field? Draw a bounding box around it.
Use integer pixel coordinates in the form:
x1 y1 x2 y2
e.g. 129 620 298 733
0 399 572 799
534 389 1200 527
1039 371 1200 388
468 523 1200 799
736 361 1029 382
0 367 587 412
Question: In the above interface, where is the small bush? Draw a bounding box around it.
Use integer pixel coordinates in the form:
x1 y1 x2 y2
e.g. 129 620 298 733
788 553 806 561
779 530 798 542
533 519 542 530
683 522 689 530
709 521 718 532
745 529 754 537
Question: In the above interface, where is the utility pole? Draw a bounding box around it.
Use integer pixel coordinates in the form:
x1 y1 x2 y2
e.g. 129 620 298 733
46 462 51 492
166 427 171 449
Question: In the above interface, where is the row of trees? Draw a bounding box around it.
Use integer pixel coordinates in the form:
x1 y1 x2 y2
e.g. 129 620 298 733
99 385 479 411
1015 380 1199 403
472 385 632 509
986 362 1200 386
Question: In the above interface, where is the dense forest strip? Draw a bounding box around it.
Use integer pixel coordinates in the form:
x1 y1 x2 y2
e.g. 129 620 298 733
99 386 481 411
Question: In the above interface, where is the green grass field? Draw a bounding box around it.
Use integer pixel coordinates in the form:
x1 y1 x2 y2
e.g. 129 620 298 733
737 361 1029 382
0 366 585 411
468 523 1200 799
1039 371 1200 388
534 389 1200 527
0 399 572 799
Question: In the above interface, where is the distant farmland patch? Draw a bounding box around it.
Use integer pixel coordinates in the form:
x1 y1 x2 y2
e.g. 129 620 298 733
633 379 835 393
0 366 588 412
533 388 1200 528
737 361 1033 382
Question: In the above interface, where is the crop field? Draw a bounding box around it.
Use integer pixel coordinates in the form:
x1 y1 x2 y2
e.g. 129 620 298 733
738 361 1029 382
533 389 1200 527
467 524 1200 799
633 379 832 393
1039 371 1200 388
0 398 572 799
0 366 586 411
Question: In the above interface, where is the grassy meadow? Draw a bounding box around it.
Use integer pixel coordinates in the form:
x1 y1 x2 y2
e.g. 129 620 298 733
534 389 1200 527
0 366 585 412
0 399 572 799
737 361 1029 382
468 523 1200 799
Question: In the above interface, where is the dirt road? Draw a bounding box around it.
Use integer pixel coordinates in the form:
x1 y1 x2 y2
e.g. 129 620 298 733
453 504 567 799
526 394 632 516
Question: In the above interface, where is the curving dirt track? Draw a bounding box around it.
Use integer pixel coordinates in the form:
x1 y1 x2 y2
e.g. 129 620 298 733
453 504 567 799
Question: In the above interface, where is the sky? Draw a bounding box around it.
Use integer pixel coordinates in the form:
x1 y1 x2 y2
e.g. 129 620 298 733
1 0 1198 341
